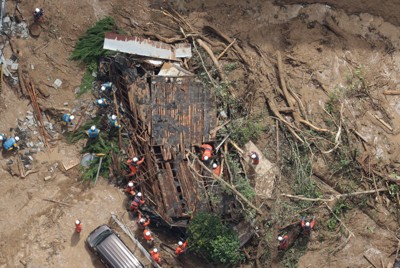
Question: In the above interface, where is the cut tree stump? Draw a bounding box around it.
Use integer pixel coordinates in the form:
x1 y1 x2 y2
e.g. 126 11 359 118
244 141 277 199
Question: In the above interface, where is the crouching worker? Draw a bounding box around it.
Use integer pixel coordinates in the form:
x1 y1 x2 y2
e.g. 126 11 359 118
175 240 188 256
150 248 161 264
277 235 289 251
301 216 316 235
126 156 144 177
4 136 20 151
86 125 100 139
61 114 75 125
201 143 213 162
129 192 145 212
137 212 150 228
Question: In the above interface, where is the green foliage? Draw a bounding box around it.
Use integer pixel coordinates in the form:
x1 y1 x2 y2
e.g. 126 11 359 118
225 153 256 201
223 62 238 73
228 117 264 146
188 212 244 265
71 17 119 64
281 236 309 268
388 184 399 197
78 62 97 96
326 200 352 231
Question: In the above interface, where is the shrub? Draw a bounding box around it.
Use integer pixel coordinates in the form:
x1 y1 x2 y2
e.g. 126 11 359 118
188 212 244 265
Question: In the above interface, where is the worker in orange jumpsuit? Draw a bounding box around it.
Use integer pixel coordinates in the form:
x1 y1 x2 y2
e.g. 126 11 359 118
175 240 188 256
212 162 221 176
126 156 144 177
248 151 260 165
301 216 316 235
125 181 135 197
75 220 82 233
150 248 161 264
201 143 213 162
144 228 154 245
137 212 150 228
130 192 145 211
277 235 289 250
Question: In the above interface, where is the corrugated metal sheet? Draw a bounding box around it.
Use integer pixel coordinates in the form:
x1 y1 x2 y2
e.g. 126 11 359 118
103 32 192 60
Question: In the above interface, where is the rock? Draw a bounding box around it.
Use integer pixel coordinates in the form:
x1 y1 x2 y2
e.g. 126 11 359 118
220 110 228 118
31 64 35 70
11 63 19 71
37 86 50 98
26 111 33 115
53 79 62 89
28 156 34 161
63 102 68 106
44 176 52 181
26 115 34 121
74 87 80 94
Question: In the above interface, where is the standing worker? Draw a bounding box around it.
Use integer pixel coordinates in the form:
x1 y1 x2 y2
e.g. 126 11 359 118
0 133 7 144
75 220 82 233
126 156 144 177
212 162 221 176
125 181 135 197
277 235 289 251
109 114 121 128
95 98 110 107
130 192 145 212
143 228 154 245
248 151 260 165
150 248 161 264
100 82 113 94
86 125 100 139
61 114 75 125
33 8 44 22
3 136 20 151
175 240 188 256
201 143 213 162
301 216 316 235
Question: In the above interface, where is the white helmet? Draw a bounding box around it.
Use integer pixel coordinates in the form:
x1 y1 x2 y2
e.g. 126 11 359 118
278 236 283 241
133 157 139 162
212 163 218 168
75 220 80 225
91 125 96 131
70 115 75 120
305 222 310 227
153 248 158 253
98 99 103 104
15 136 20 142
111 115 117 120
178 241 183 246
145 231 151 236
251 153 257 159
128 182 133 187
101 86 106 91
204 156 209 161
0 136 4 141
137 192 142 197
139 218 145 223
35 8 40 13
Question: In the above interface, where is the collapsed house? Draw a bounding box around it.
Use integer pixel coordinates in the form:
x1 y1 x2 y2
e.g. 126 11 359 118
101 33 254 244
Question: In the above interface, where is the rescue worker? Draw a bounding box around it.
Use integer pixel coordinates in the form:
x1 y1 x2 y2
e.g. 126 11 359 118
277 235 289 251
130 192 145 211
150 248 161 264
109 114 121 128
301 216 316 235
100 82 113 94
61 114 75 125
0 133 7 144
175 240 188 256
125 181 135 197
3 136 20 151
143 228 154 245
212 162 221 176
201 143 213 162
95 98 110 107
75 220 82 233
33 8 44 22
248 151 260 165
137 212 150 228
126 156 144 177
86 125 100 139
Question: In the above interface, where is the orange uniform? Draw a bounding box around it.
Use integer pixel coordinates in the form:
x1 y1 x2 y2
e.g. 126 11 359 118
130 194 145 211
212 164 221 176
201 144 213 161
127 157 144 177
150 249 161 264
138 213 150 227
144 229 154 244
125 183 135 196
175 241 188 256
278 235 289 250
301 217 316 235
75 221 82 233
